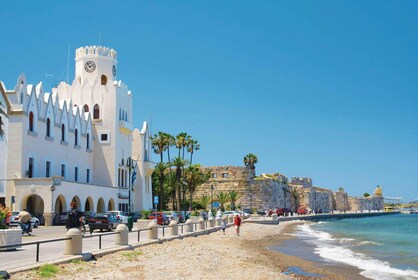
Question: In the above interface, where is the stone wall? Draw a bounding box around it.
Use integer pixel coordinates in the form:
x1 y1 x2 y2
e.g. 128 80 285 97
334 191 350 212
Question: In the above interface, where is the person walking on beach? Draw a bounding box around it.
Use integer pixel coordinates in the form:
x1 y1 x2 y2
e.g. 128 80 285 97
221 216 227 235
233 214 242 236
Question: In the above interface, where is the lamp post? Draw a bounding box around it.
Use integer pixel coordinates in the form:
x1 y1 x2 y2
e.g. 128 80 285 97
127 157 133 214
210 184 214 213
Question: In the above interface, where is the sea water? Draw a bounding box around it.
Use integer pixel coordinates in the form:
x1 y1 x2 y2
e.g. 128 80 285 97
293 214 418 280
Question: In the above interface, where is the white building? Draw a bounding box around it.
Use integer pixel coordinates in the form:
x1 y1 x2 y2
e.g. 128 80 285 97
0 45 154 225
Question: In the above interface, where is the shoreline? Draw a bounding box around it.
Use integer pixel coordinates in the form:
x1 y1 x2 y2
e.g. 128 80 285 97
11 220 369 280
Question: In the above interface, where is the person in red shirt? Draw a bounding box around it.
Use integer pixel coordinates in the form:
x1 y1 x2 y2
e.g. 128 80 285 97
233 214 242 236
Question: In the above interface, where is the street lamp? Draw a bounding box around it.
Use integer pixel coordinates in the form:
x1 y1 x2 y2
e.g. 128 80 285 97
126 157 133 214
210 184 214 213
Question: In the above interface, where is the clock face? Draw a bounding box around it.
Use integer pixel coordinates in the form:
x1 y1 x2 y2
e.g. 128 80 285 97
84 61 96 73
112 65 117 77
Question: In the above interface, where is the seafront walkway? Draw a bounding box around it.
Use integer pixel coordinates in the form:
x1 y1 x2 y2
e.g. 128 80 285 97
0 219 228 274
246 210 399 224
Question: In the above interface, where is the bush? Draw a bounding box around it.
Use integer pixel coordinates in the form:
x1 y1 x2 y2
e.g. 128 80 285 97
37 264 59 278
140 210 151 220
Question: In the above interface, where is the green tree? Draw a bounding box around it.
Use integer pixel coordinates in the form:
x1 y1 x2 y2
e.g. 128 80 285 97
198 195 210 211
154 162 170 210
216 191 229 210
171 157 187 211
364 192 370 197
175 132 189 159
244 153 258 175
228 190 241 210
151 132 168 163
187 137 200 165
184 164 210 210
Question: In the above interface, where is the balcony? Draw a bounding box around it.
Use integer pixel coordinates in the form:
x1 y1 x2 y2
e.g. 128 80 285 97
119 120 133 135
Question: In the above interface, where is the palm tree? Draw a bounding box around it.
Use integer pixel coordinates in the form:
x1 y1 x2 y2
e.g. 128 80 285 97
184 164 210 210
244 153 258 176
166 171 177 210
187 138 200 165
175 132 189 159
199 195 210 211
228 190 241 210
216 192 229 210
171 157 187 210
151 132 169 163
163 133 175 164
154 162 169 211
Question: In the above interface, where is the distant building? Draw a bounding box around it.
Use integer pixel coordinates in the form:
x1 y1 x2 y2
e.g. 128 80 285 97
0 45 154 225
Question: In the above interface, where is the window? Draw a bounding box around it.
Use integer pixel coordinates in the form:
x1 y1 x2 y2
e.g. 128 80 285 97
221 173 229 178
83 104 89 112
61 164 66 178
61 124 65 141
93 104 100 119
46 118 51 137
101 75 107 85
86 133 90 149
46 161 51 178
74 129 78 146
74 167 78 182
211 173 217 179
29 112 34 132
28 157 34 178
86 169 90 183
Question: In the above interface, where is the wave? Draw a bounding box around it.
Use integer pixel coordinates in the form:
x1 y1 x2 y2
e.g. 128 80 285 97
297 224 418 280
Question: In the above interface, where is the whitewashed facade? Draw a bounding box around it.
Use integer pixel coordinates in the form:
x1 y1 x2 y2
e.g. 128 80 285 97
0 46 154 225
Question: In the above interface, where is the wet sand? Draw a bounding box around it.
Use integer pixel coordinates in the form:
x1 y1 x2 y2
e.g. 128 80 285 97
11 220 369 280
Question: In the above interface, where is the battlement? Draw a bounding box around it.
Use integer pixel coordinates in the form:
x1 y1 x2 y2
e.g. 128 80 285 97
290 177 313 188
75 45 117 60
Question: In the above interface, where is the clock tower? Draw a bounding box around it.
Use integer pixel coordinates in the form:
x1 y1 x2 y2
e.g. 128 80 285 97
74 46 117 85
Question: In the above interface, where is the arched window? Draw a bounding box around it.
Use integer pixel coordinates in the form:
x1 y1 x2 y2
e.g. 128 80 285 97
61 124 65 141
119 108 122 121
101 75 107 85
83 104 89 113
29 112 34 132
46 118 51 137
125 112 128 121
75 129 78 146
93 104 100 119
86 133 90 149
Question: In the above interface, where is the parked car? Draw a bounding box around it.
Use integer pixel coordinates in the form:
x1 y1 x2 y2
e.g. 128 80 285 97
106 210 128 224
257 209 267 216
57 212 68 225
174 211 185 223
88 213 121 233
297 206 309 215
163 211 179 223
236 210 250 219
82 211 96 224
10 211 40 228
276 208 291 216
223 211 240 216
243 208 254 214
148 212 169 225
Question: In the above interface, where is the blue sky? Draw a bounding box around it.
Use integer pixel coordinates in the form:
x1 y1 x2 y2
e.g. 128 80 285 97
1 1 417 201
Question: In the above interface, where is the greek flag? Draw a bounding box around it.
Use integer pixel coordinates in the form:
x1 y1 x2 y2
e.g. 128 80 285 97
132 163 137 186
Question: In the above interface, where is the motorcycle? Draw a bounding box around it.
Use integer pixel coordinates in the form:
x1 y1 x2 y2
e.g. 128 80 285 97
19 221 32 236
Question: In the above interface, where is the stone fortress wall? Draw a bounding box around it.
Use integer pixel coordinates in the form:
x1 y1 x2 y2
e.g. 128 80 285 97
194 166 384 213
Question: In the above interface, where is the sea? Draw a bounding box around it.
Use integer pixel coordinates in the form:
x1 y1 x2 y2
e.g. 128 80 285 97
278 214 418 280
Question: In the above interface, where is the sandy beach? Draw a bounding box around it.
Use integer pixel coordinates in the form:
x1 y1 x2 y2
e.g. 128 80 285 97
11 220 369 280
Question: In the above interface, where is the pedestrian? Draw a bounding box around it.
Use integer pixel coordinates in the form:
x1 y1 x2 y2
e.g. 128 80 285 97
0 203 12 228
221 216 227 235
233 213 242 236
66 201 82 230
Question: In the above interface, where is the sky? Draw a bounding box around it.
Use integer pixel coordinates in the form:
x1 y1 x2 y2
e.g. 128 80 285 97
1 1 417 201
